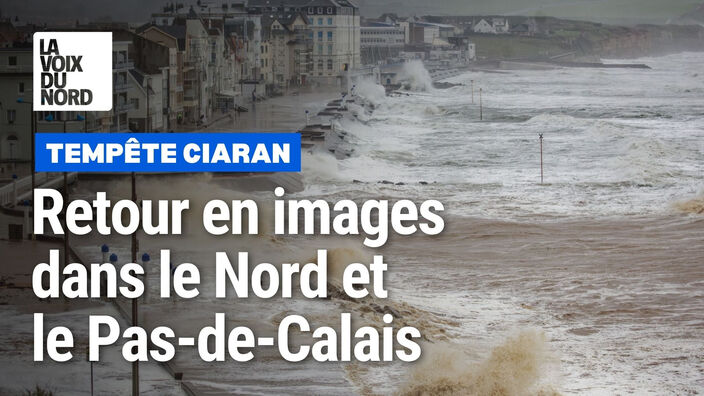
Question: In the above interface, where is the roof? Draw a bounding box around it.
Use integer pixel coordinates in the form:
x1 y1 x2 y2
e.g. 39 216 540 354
0 47 31 52
378 13 399 21
413 21 455 29
247 0 357 9
225 19 256 40
138 24 187 51
129 69 157 94
261 11 308 31
511 24 530 32
187 6 199 19
361 22 397 28
129 69 146 86
138 23 186 39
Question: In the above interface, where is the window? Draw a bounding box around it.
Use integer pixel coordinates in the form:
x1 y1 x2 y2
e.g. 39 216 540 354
327 59 333 70
308 7 313 14
317 31 323 40
7 110 16 124
327 17 333 25
8 56 17 66
18 82 24 93
317 7 323 14
6 135 18 158
317 59 323 70
327 44 333 55
327 31 333 41
327 7 333 14
39 111 65 121
317 44 323 54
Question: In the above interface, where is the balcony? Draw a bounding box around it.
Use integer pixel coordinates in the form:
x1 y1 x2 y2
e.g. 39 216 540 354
114 101 135 112
85 122 104 133
114 80 130 92
0 64 32 73
113 60 134 70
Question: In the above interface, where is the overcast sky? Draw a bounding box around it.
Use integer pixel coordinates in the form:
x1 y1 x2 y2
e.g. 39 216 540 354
0 0 700 25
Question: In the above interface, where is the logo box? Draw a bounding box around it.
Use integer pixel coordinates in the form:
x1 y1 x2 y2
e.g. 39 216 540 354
33 32 112 111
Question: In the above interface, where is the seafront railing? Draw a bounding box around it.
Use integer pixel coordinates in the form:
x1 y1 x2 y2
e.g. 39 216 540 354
0 172 77 207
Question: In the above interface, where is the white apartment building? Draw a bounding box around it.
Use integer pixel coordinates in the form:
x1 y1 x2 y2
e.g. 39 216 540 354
473 18 510 34
184 12 211 123
110 41 135 132
263 13 312 90
360 25 404 48
360 23 404 64
127 68 166 132
248 0 360 86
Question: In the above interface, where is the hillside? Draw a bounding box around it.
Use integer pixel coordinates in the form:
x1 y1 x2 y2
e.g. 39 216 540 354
356 0 701 24
422 16 704 61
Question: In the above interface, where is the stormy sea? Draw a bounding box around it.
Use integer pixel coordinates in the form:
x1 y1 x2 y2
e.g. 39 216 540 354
67 51 703 395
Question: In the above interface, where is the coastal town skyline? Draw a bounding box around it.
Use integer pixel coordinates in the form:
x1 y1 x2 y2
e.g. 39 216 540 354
1 0 703 25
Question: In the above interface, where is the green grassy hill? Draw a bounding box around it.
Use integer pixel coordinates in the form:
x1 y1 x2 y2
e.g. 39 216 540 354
357 0 702 24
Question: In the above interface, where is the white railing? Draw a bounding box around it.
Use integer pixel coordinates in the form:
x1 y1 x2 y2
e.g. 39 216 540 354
0 172 78 207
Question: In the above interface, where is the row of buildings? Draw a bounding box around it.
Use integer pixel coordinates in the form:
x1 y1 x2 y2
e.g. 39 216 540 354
1 2 526 170
358 15 545 64
359 15 477 65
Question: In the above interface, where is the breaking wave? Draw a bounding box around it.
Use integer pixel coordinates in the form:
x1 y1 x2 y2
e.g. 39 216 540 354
399 61 434 92
673 193 704 215
524 113 581 126
355 77 387 106
397 330 560 396
302 151 342 182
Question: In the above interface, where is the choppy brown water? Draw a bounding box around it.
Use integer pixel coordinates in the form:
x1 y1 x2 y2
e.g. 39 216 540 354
68 175 704 395
380 215 704 394
64 50 704 394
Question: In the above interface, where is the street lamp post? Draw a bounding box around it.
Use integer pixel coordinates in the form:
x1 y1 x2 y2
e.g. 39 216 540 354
16 98 35 237
45 113 85 276
130 76 150 396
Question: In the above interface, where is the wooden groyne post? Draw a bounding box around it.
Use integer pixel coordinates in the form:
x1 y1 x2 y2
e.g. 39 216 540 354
479 88 483 121
539 133 544 184
471 80 474 104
